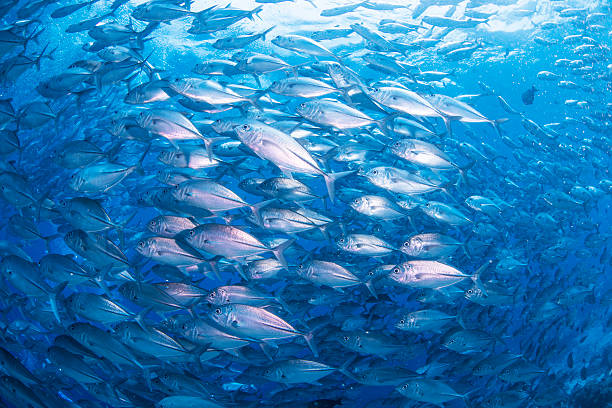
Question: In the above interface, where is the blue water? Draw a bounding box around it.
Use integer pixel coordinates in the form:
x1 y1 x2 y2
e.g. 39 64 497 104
0 0 610 407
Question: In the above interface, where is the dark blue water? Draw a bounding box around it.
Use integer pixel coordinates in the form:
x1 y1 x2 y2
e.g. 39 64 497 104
0 1 610 407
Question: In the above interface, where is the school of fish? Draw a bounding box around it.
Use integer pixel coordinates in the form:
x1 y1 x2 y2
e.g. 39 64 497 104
0 0 610 407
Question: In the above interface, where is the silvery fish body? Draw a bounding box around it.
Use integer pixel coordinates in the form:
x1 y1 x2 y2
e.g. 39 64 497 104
0 2 608 407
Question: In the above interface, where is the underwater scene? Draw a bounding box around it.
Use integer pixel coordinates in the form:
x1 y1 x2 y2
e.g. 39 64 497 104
0 0 610 406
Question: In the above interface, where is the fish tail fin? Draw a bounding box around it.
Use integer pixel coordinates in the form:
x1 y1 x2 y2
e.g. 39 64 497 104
461 242 472 260
442 115 461 137
338 355 358 380
363 279 377 299
33 42 50 70
207 256 222 280
249 198 274 226
24 27 44 49
274 287 292 314
455 160 475 187
288 61 308 78
137 22 160 41
477 80 495 95
250 5 264 20
202 135 223 160
341 87 354 104
247 93 264 111
303 331 318 357
492 118 508 136
250 73 262 88
117 209 139 231
138 50 162 78
233 262 247 281
132 142 150 175
34 185 54 223
194 4 216 17
93 266 113 297
318 224 330 242
271 238 294 268
456 310 468 329
323 170 355 203
116 210 138 249
471 260 492 296
49 281 68 324
105 139 125 162
321 147 338 172
261 25 275 40
375 112 399 136
43 234 61 253
438 182 459 204
133 306 153 333
142 366 152 391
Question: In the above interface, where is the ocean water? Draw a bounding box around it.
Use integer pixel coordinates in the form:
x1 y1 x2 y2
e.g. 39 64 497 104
0 0 610 407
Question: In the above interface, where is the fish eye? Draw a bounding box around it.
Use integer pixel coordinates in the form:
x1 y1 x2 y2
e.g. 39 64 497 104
372 170 378 175
338 238 344 243
299 102 306 108
343 336 349 341
189 230 195 237
393 267 400 274
353 198 359 204
394 141 401 147
399 319 405 324
403 241 409 247
59 199 67 207
138 241 145 248
467 289 473 294
214 308 221 315
209 292 215 298
242 124 250 130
